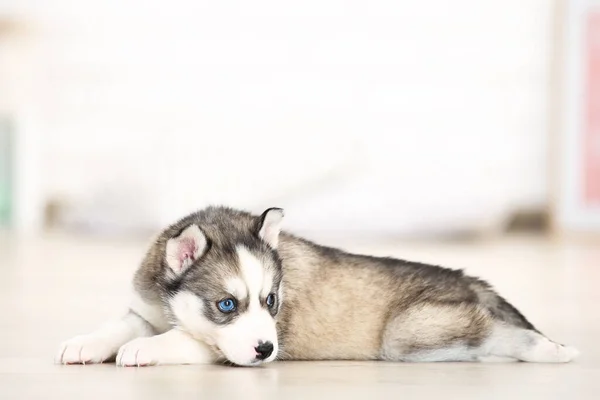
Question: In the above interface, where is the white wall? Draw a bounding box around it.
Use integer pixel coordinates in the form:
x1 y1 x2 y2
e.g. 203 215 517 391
0 1 555 236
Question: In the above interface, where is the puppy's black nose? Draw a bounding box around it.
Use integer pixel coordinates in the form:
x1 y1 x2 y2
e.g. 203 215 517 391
255 341 274 360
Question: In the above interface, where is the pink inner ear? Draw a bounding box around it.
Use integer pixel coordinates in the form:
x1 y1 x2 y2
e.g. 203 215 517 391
177 237 198 266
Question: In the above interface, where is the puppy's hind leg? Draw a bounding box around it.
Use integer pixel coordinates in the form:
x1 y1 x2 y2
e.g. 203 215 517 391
481 324 579 363
380 302 493 362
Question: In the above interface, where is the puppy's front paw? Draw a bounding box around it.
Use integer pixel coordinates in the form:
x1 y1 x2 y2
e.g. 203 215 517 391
56 335 118 365
117 337 164 367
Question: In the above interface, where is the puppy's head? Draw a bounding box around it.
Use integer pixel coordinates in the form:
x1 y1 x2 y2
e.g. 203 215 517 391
162 208 284 366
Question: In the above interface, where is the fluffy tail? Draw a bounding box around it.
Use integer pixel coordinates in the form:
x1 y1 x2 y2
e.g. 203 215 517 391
469 278 539 332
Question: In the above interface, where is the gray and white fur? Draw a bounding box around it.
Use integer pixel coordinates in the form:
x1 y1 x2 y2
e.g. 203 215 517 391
56 206 579 366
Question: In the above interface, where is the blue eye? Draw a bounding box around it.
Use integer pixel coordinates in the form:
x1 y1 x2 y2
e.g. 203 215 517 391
217 298 237 313
266 293 276 308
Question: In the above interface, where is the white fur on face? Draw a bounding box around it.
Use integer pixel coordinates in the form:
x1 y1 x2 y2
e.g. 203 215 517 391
169 291 218 346
237 246 276 300
214 246 278 365
225 278 248 301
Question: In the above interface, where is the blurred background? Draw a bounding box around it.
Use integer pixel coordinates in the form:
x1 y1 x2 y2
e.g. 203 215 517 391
0 0 599 242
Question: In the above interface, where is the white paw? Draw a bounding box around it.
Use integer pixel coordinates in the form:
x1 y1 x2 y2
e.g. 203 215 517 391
117 337 164 367
524 338 580 363
56 335 118 365
558 345 580 362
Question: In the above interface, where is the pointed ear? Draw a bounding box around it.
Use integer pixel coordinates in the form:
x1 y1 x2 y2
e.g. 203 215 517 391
165 224 207 274
258 208 284 249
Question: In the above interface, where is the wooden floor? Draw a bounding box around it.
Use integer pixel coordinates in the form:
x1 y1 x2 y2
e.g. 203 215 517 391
1 233 598 399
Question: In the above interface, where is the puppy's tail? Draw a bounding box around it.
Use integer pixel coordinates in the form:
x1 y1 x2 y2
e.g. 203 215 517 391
468 278 540 333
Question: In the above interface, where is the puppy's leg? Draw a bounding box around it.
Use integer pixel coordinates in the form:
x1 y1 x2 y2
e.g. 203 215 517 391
56 311 154 365
116 329 215 366
481 324 579 363
380 302 493 362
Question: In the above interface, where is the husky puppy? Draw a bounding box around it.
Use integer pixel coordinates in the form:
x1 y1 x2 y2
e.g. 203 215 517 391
56 206 578 366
